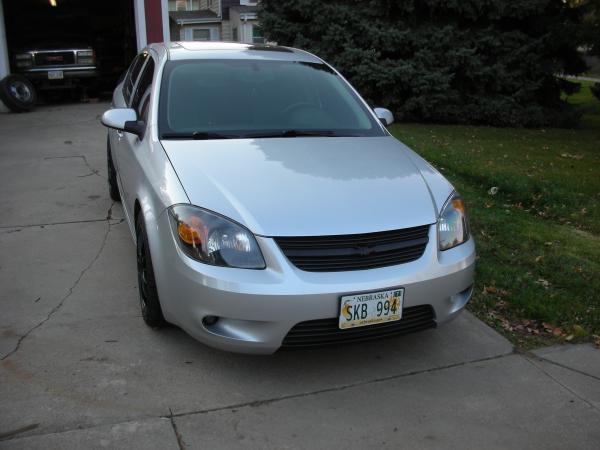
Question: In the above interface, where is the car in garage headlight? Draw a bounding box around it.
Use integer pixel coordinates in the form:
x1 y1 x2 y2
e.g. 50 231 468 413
438 192 470 251
15 53 33 68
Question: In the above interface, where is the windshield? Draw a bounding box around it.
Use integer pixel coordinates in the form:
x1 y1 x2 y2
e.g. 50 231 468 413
158 59 386 139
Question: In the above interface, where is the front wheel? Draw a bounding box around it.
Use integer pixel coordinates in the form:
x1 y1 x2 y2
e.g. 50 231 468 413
136 214 167 328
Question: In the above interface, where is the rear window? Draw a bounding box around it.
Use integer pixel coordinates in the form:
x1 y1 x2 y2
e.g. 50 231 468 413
158 59 385 138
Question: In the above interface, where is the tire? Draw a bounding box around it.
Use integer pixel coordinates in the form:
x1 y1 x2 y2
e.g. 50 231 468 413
136 213 167 328
0 74 37 112
107 137 121 201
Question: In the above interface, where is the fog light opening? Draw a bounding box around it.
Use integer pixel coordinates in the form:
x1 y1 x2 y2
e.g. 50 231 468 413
202 315 219 327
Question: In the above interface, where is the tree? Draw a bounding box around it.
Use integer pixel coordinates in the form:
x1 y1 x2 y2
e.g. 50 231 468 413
259 0 587 127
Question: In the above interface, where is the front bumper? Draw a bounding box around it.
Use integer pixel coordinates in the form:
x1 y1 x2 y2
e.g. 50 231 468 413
19 67 99 85
150 212 476 354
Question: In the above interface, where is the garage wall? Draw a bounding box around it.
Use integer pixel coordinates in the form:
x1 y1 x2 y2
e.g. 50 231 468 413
0 0 9 111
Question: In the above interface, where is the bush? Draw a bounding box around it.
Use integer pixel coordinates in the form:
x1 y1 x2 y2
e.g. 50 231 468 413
260 0 587 127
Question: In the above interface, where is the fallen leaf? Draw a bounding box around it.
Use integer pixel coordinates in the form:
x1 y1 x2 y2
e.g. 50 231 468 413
565 334 574 341
488 186 499 195
483 285 497 294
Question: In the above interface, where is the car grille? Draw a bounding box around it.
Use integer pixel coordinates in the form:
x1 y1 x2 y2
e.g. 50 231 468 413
35 51 75 66
274 225 430 272
281 305 436 349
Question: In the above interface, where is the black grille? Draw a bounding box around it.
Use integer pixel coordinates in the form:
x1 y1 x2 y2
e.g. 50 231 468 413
281 305 435 349
35 51 75 66
275 225 430 272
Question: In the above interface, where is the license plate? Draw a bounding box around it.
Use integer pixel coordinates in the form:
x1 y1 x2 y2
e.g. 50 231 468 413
339 288 404 329
48 70 63 80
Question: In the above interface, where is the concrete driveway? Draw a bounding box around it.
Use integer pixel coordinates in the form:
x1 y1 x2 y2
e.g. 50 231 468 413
1 103 599 449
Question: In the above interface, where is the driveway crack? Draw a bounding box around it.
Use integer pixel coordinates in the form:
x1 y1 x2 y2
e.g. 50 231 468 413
44 155 104 179
166 351 514 419
1 208 122 361
169 408 187 450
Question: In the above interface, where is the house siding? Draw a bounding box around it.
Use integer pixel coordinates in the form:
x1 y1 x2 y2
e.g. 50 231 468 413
221 20 233 41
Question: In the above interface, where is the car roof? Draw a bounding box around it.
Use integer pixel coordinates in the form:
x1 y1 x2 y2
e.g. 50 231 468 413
158 41 324 64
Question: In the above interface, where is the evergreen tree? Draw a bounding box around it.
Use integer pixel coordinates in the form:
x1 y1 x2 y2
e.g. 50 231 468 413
260 0 587 127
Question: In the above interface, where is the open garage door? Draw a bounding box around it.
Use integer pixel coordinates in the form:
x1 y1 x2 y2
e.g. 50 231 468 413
2 0 137 98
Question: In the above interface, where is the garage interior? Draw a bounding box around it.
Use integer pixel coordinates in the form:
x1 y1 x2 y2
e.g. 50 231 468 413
2 0 138 99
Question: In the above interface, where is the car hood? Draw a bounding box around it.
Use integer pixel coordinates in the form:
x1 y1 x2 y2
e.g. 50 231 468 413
160 136 440 237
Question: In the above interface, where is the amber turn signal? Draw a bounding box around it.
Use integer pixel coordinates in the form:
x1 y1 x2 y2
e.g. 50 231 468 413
177 216 204 245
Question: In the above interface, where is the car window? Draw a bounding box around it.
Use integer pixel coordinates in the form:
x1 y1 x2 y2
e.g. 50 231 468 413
158 60 385 138
123 52 148 104
131 57 155 122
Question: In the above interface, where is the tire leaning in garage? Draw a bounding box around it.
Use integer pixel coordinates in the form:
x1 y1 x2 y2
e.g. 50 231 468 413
0 74 37 112
136 213 167 328
107 136 121 201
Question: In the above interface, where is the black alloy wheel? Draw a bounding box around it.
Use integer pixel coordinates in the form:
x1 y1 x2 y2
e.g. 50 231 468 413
107 137 121 201
136 214 167 328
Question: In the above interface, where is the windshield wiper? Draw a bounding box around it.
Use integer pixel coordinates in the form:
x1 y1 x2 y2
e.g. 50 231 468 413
243 130 338 139
161 132 236 140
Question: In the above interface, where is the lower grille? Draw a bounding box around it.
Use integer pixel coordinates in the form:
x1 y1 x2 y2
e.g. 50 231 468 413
281 304 435 349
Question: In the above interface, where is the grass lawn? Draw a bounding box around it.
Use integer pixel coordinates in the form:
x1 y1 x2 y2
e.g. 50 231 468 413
389 81 600 348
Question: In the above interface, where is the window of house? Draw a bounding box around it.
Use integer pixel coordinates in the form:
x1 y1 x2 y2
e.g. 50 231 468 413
176 0 187 11
252 25 265 44
192 29 211 41
232 27 238 42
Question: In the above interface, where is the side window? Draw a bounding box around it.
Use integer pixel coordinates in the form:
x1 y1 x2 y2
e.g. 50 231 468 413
123 52 148 104
131 57 155 123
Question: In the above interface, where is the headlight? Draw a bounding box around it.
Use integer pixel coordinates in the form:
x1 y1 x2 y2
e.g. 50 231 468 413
15 53 33 68
77 50 95 65
168 205 266 269
438 192 470 251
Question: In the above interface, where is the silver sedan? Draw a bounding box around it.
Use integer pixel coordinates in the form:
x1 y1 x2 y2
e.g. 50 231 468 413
101 42 475 354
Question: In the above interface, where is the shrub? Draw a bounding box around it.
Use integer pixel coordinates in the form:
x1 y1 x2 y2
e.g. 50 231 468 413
260 0 587 127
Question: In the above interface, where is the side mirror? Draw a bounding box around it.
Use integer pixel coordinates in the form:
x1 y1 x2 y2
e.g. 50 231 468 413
101 108 145 138
374 107 394 126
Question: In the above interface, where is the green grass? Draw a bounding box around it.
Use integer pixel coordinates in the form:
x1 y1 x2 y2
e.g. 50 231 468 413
389 81 600 348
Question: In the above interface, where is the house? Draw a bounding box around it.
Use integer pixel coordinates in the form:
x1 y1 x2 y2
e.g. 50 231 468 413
167 0 264 44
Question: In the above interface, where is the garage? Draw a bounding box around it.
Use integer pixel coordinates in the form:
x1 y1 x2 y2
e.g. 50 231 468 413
0 0 168 110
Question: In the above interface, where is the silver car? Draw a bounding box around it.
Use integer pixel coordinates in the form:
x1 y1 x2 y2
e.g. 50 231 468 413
101 42 475 354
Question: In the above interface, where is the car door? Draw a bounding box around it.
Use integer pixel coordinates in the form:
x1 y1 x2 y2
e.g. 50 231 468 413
110 52 148 200
117 53 156 221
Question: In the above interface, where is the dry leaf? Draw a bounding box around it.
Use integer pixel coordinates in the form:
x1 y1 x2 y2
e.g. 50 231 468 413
483 285 497 294
552 327 563 337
